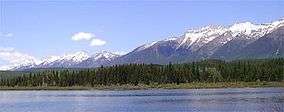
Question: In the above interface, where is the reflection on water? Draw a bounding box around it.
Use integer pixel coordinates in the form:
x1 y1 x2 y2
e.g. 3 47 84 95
0 88 283 112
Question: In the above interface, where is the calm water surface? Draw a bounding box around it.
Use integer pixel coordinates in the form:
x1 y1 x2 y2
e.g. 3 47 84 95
0 88 283 112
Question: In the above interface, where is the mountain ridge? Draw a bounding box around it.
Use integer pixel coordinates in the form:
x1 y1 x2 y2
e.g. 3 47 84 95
13 18 284 70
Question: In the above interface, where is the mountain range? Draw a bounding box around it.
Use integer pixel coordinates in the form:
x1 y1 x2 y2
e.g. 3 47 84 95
15 18 284 70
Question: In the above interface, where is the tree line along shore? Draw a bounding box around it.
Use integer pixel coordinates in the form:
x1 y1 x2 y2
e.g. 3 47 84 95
0 82 283 90
0 58 283 90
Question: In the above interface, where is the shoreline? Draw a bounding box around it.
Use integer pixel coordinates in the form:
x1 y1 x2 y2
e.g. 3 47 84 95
0 82 283 91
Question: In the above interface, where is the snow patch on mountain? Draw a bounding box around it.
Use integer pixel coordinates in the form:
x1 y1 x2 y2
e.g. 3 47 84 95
40 51 89 65
92 51 120 61
181 19 284 48
164 37 178 41
229 19 284 38
41 56 61 65
180 26 226 48
229 22 263 37
61 51 90 62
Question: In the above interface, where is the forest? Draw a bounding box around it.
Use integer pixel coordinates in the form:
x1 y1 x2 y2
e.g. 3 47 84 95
0 58 283 87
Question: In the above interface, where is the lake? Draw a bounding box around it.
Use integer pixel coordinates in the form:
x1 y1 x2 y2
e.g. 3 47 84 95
0 88 283 112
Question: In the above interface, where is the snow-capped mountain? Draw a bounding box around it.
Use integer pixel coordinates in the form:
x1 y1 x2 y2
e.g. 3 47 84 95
179 25 226 50
143 18 283 51
113 18 284 64
36 51 90 68
13 18 284 70
92 51 120 61
76 51 120 68
14 51 121 70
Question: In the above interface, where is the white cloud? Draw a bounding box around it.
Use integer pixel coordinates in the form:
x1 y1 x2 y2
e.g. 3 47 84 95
71 32 94 41
0 47 39 70
90 38 106 46
0 32 13 38
71 32 107 47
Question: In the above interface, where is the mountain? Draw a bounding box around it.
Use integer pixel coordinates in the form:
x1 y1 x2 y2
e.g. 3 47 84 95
36 51 90 68
236 26 284 59
113 18 284 64
14 51 120 70
14 18 284 70
76 51 120 68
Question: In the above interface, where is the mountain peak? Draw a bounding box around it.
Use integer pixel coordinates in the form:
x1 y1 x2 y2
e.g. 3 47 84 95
164 37 178 41
92 51 120 61
135 41 158 52
40 51 89 66
228 18 284 37
187 25 224 33
61 51 90 62
135 37 179 52
229 22 266 37
181 25 226 47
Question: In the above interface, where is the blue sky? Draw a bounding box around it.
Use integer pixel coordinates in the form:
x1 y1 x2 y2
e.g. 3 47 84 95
0 0 284 69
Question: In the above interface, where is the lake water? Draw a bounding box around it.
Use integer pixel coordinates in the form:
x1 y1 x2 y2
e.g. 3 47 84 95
0 88 283 112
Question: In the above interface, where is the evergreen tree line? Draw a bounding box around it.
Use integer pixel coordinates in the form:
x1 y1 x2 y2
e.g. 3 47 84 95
0 58 283 87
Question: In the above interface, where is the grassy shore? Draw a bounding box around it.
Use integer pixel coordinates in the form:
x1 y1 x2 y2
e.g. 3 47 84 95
0 81 283 90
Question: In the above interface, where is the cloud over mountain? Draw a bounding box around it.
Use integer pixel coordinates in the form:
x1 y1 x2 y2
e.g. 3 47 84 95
71 32 94 41
0 47 39 70
90 38 106 46
71 32 106 46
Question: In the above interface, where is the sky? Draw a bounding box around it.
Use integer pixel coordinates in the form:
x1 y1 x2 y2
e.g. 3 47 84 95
0 0 284 69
